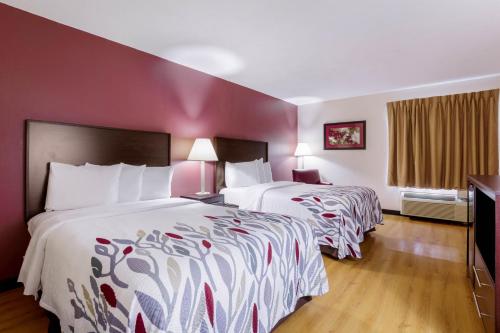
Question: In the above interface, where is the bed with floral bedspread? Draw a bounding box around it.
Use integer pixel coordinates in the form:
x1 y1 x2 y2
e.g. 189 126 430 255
19 198 328 333
235 182 383 259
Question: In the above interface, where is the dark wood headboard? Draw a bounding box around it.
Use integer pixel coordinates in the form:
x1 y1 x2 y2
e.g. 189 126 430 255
25 120 171 220
213 137 268 193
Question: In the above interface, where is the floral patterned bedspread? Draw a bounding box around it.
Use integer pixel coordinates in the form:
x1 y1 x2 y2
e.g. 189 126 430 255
19 199 328 333
238 182 383 259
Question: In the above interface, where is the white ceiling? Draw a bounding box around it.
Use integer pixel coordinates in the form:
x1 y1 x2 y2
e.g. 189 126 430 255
3 0 500 104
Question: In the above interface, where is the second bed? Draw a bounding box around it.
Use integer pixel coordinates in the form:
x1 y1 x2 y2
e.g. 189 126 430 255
214 137 383 260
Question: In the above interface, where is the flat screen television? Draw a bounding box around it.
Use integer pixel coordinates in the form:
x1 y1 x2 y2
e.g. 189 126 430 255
475 188 496 280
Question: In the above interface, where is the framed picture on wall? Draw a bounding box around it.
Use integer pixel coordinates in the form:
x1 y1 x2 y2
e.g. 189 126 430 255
324 120 366 150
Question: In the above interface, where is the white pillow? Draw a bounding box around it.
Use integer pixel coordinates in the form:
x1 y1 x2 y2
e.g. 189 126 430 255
140 166 174 200
86 163 146 202
255 158 265 183
45 162 121 211
262 162 273 183
225 160 261 188
119 164 146 202
254 158 273 183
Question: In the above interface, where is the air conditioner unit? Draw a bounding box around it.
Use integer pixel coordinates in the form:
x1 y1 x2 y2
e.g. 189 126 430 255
401 192 471 223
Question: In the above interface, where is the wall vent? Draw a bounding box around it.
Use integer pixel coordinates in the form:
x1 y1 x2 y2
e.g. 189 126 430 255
401 192 470 223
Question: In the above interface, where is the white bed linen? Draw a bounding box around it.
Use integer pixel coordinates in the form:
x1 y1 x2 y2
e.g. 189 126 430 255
19 198 328 332
219 187 250 206
221 182 300 208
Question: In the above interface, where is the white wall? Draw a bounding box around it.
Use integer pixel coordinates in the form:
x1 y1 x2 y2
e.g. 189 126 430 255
298 75 500 210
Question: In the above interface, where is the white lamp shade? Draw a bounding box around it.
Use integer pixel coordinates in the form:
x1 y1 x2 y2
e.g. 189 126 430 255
188 138 218 161
294 143 312 156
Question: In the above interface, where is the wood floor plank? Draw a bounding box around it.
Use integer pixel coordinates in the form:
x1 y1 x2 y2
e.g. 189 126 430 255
0 289 47 332
0 215 484 332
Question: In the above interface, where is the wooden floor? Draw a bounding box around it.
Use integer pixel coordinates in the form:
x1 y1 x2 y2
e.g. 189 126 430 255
0 215 484 333
276 215 484 333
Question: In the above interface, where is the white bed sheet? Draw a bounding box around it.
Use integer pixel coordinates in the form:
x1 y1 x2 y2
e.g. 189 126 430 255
220 182 302 208
220 186 249 206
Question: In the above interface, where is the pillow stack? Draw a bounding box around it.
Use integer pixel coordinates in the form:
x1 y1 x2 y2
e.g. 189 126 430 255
224 158 273 188
45 163 122 211
45 162 174 211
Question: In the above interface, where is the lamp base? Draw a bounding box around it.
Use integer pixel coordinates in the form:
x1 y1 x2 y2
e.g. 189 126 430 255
195 191 211 196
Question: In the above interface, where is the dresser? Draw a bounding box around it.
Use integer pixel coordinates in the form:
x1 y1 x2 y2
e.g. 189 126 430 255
468 175 500 333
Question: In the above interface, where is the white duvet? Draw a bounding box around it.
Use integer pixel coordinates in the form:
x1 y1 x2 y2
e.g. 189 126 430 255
19 198 328 332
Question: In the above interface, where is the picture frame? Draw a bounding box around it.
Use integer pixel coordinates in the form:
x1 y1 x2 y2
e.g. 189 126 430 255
323 120 366 150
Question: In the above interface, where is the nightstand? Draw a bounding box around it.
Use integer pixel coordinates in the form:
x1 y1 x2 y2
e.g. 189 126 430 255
180 193 225 205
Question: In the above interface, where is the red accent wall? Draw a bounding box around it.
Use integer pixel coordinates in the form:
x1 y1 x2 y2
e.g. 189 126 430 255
0 4 297 281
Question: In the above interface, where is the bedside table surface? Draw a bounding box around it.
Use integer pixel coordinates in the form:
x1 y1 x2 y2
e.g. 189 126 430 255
181 193 222 200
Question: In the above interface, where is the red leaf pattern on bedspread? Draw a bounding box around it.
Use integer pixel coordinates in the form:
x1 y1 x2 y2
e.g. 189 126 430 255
96 237 110 244
204 283 214 327
100 284 117 308
347 244 357 258
202 240 212 249
165 232 183 239
267 242 272 265
295 239 300 265
252 303 258 333
135 313 146 333
229 228 249 235
123 246 133 255
291 197 304 202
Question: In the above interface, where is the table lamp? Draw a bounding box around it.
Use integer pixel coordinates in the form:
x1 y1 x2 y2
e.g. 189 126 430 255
188 138 218 195
294 142 312 169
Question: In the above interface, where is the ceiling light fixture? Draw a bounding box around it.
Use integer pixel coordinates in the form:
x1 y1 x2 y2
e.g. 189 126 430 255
164 45 245 76
284 96 323 105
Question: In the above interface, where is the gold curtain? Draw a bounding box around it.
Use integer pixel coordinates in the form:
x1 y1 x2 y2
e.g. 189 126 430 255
387 89 499 189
